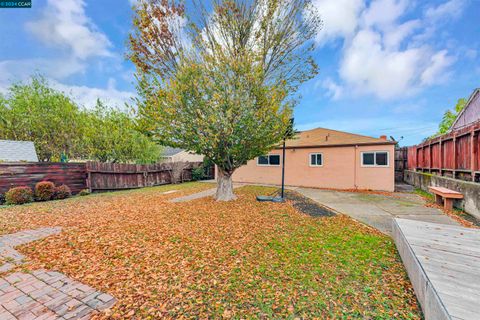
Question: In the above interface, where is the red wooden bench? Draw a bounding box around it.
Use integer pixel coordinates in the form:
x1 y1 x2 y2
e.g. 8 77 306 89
428 186 463 211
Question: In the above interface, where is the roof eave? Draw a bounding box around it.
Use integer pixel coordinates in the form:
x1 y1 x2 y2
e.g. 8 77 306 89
277 141 397 149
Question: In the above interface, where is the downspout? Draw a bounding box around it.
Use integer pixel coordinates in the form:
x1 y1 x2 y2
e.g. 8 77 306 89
354 145 358 189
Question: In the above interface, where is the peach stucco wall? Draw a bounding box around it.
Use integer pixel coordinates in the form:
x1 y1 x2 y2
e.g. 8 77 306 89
231 144 395 191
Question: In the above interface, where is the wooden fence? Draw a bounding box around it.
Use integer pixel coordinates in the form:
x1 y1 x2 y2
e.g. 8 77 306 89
407 120 480 182
0 161 213 195
395 147 408 182
86 161 203 191
0 162 87 194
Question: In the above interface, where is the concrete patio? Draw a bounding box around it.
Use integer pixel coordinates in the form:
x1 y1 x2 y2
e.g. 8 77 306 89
294 188 458 235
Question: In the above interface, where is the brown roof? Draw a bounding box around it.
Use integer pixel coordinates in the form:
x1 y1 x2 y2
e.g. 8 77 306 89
282 127 395 148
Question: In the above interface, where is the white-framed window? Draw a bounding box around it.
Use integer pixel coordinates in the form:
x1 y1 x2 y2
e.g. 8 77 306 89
361 151 389 167
257 154 281 166
309 153 323 167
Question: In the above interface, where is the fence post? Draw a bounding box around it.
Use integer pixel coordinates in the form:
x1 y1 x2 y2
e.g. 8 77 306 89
471 129 475 181
439 137 443 177
428 140 433 173
453 133 457 179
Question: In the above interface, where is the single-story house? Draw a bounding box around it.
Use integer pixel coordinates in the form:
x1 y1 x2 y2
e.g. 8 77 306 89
232 127 396 191
0 140 39 162
160 147 204 163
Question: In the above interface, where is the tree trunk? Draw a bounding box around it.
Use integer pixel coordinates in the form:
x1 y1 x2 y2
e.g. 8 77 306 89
215 169 237 201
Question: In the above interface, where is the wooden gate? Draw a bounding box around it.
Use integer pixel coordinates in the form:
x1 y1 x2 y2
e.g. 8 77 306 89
395 147 408 182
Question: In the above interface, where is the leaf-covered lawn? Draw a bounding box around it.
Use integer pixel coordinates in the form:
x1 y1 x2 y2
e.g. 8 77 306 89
0 183 421 319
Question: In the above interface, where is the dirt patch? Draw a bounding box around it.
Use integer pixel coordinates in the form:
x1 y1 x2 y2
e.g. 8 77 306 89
273 189 336 217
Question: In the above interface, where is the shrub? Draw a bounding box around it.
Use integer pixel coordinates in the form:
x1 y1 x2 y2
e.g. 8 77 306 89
35 181 56 201
0 193 5 205
78 189 90 196
54 185 71 200
5 186 33 205
192 167 206 181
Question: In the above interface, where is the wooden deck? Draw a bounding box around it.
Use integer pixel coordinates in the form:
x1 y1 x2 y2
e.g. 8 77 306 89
393 218 480 320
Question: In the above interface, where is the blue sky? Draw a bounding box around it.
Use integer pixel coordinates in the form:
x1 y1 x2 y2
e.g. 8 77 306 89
0 0 479 146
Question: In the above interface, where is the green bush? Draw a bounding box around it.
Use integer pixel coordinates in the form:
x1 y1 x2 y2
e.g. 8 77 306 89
5 186 34 205
54 185 71 200
192 167 206 181
78 189 90 196
35 181 56 201
0 193 5 205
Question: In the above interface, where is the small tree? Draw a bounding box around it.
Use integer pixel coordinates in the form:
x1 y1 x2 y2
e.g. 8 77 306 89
83 101 163 163
129 0 320 200
437 98 467 135
0 76 85 161
0 76 162 164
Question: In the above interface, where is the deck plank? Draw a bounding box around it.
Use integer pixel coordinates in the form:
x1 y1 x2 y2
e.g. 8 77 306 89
393 218 480 320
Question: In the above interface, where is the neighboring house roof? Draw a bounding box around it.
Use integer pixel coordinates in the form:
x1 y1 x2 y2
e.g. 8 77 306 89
0 140 39 162
450 88 480 131
283 127 394 148
161 147 185 157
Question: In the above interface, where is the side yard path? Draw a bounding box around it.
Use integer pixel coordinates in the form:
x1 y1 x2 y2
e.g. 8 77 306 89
295 188 459 235
169 183 242 202
0 228 115 319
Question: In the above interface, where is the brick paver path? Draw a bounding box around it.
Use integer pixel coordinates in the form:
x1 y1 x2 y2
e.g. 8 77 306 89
0 270 115 319
0 228 116 319
0 228 62 273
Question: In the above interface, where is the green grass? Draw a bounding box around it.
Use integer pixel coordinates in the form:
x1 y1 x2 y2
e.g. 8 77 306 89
221 215 420 319
414 188 434 201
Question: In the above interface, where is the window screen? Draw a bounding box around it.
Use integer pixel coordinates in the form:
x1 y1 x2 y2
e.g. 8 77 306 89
362 151 388 166
257 155 280 166
310 153 323 166
375 152 388 166
362 153 375 165
269 155 280 165
258 156 269 165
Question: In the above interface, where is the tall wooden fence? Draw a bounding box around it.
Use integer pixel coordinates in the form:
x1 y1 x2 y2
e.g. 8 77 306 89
0 162 87 194
395 147 408 182
86 161 202 191
0 161 212 195
407 120 480 182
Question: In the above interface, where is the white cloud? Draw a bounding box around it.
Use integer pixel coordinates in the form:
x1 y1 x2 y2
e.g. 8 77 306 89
382 20 421 50
312 0 462 100
339 29 453 99
420 50 455 86
51 79 135 109
425 0 466 22
361 0 408 28
321 78 343 100
25 0 112 60
0 0 134 108
0 58 84 88
0 67 135 110
312 0 364 44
